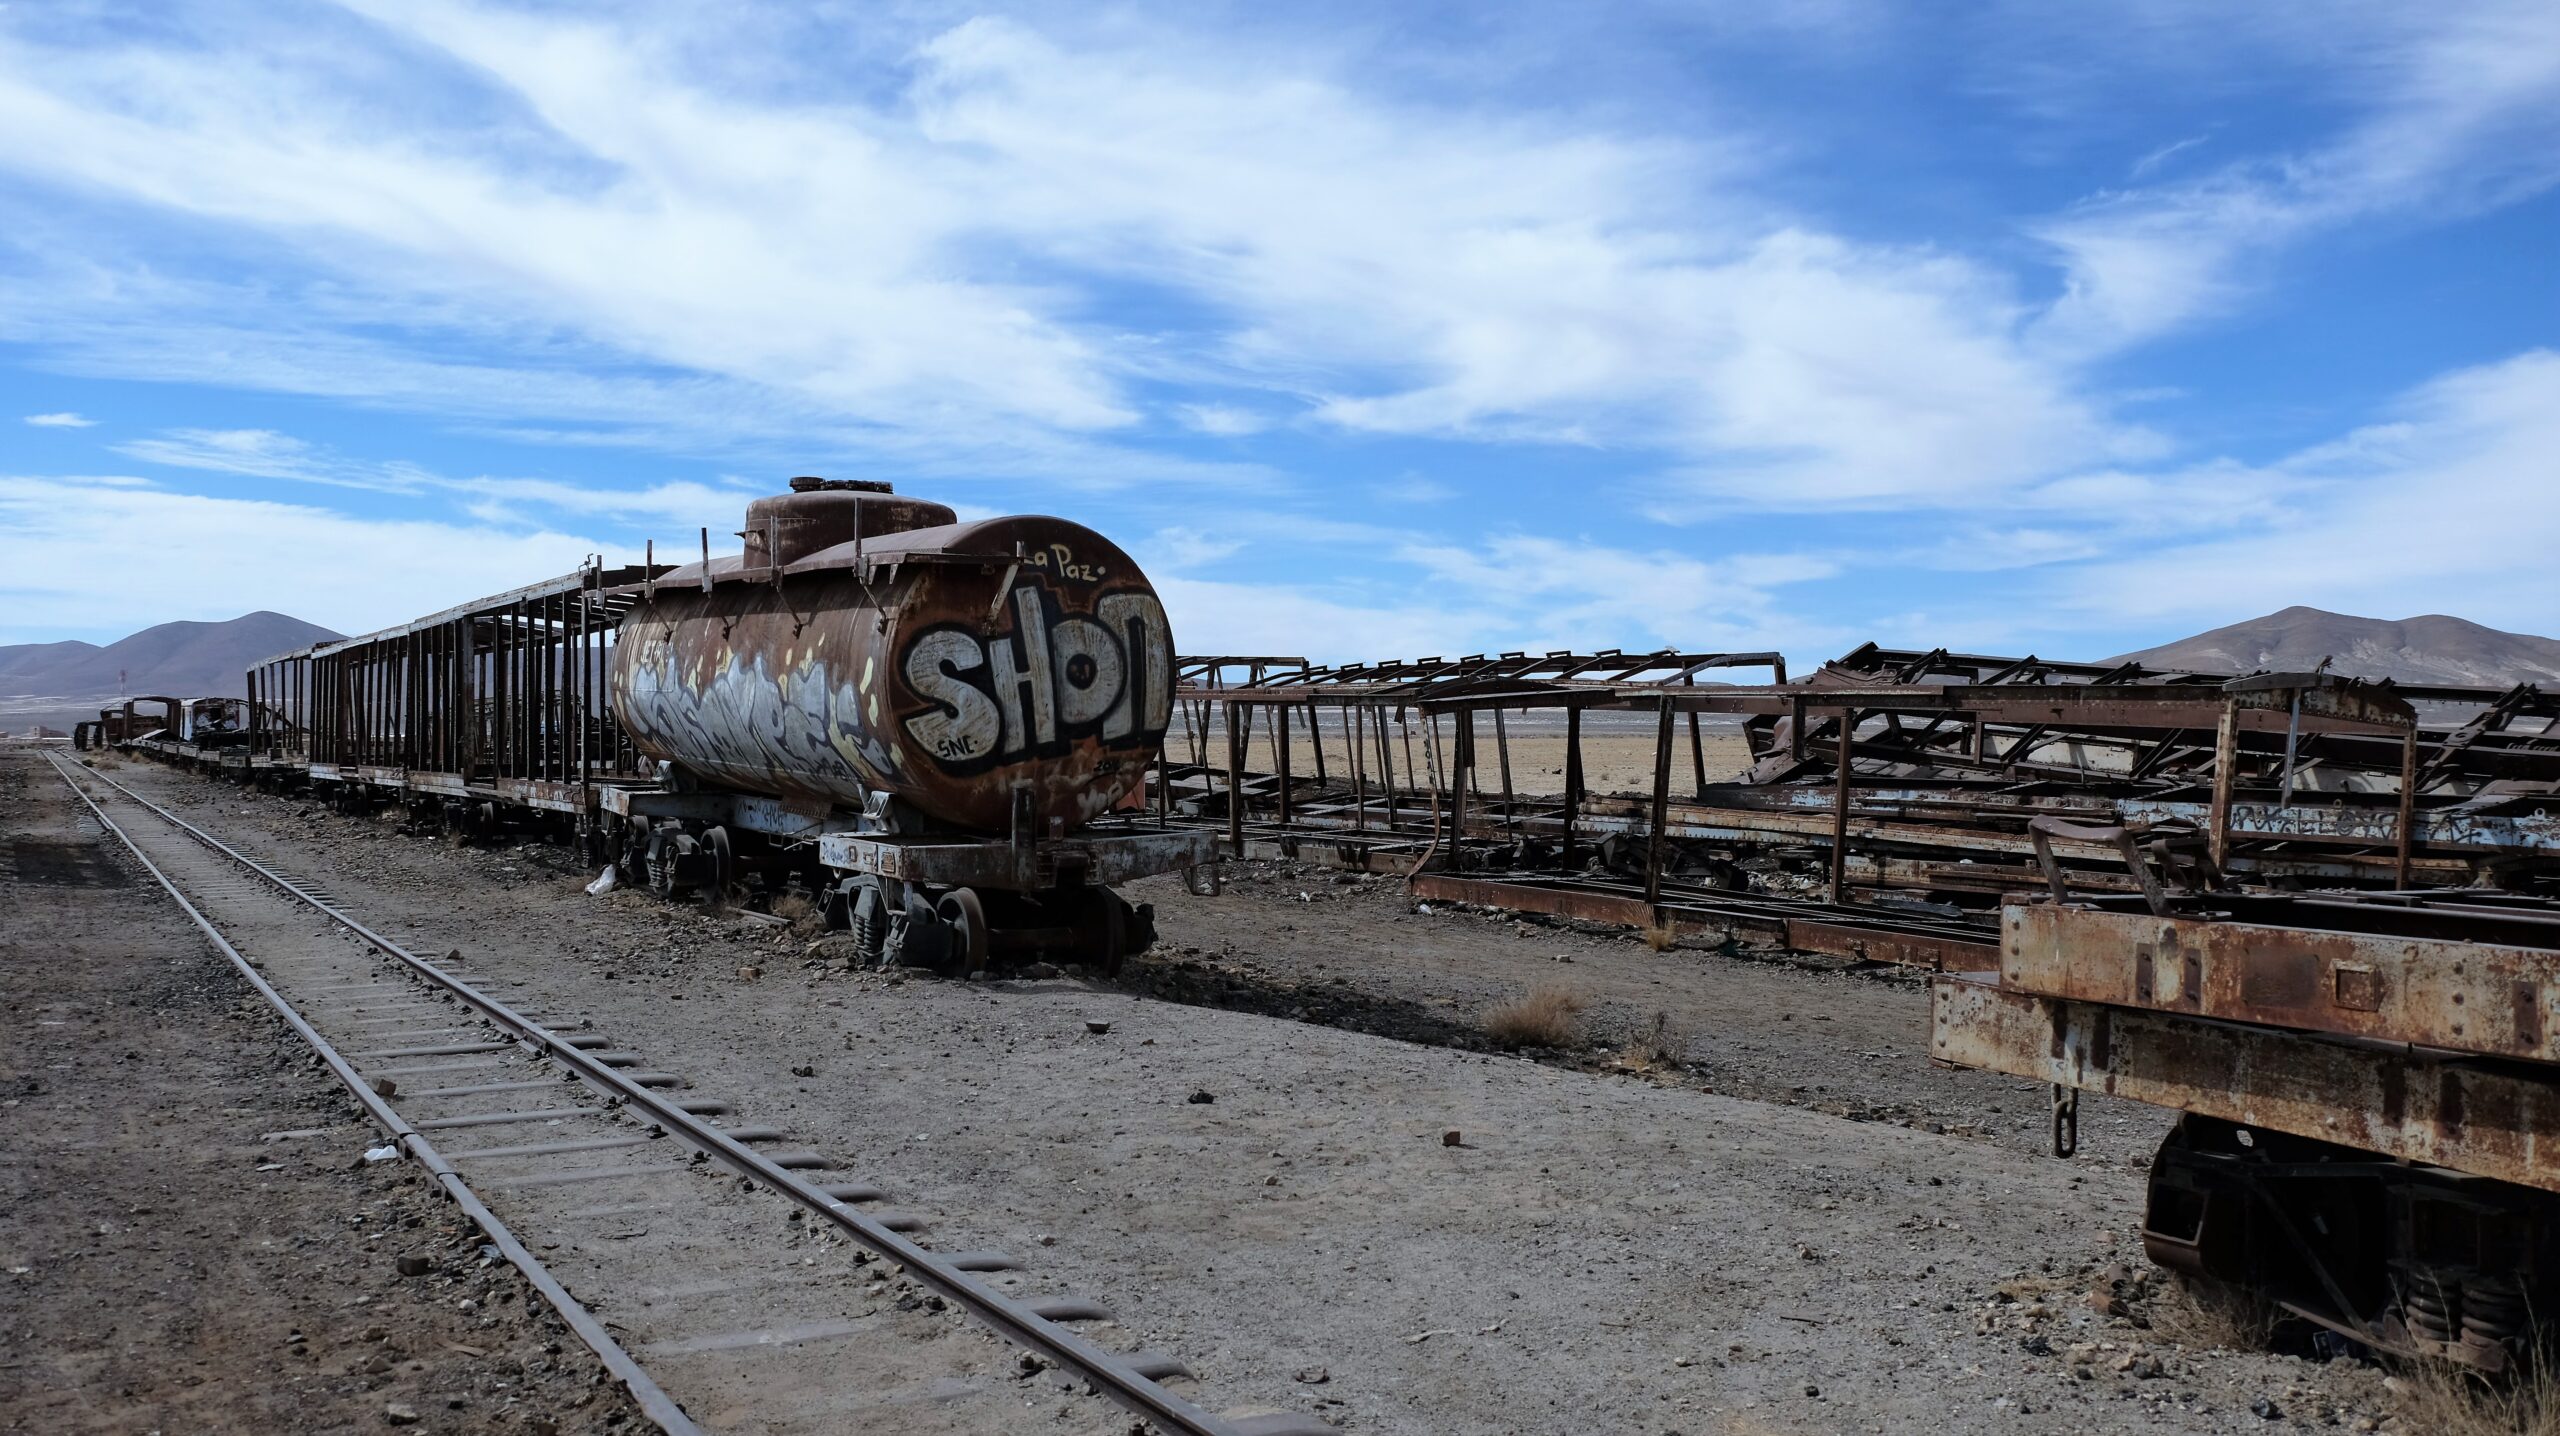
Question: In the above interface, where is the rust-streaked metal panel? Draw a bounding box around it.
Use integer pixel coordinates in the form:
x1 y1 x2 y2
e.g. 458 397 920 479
2000 903 2560 1061
1930 977 2560 1194
1407 872 1997 970
814 827 1213 888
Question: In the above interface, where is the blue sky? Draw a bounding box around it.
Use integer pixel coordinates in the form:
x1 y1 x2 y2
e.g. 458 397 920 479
2 0 2554 664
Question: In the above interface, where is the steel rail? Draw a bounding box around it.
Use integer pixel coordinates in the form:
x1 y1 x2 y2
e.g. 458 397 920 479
55 757 1310 1436
44 752 705 1436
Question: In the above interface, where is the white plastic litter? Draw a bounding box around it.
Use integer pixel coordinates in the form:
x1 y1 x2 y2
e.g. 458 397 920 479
584 865 618 895
362 1145 398 1163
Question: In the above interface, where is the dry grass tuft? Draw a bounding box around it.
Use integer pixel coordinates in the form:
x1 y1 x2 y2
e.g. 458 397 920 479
1612 1009 1687 1071
1482 983 1587 1049
2143 1273 2276 1352
2392 1353 2560 1436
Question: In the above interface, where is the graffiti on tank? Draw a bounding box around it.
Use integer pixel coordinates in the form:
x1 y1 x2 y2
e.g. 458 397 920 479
1026 543 1107 583
899 583 1172 772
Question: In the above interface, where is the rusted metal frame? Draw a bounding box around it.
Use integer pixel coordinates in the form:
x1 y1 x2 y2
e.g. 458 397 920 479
1491 708 1517 837
2208 698 2241 872
1644 697 1675 908
1348 702 1369 833
1827 715 1855 905
1930 978 2560 1196
1997 902 2560 1060
457 616 470 776
1306 699 1327 785
516 599 533 784
1408 871 1994 970
541 593 558 785
2396 729 2419 887
492 608 510 777
1375 704 1399 827
1224 699 1244 859
1464 710 1482 802
1274 703 1293 827
549 592 566 784
1561 705 1585 868
1447 710 1470 846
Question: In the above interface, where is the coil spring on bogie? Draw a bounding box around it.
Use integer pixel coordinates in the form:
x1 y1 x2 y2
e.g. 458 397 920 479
2397 1265 2459 1346
2463 1274 2528 1351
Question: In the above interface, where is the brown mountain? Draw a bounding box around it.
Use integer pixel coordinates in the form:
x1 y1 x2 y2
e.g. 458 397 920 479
0 612 341 701
2112 606 2560 689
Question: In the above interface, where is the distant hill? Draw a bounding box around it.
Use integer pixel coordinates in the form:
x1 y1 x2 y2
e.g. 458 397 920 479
0 612 342 701
2112 607 2560 689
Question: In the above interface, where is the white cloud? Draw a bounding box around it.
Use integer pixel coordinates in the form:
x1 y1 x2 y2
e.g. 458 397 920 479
1175 404 1269 437
22 411 96 427
2049 349 2560 634
111 425 750 531
0 475 612 642
0 4 2147 507
2033 1 2560 353
113 428 426 492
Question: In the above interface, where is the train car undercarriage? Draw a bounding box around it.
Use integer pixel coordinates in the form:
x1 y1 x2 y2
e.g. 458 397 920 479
1934 876 2560 1372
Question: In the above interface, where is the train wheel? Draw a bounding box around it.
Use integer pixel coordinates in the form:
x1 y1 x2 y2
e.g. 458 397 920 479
704 826 735 892
937 888 990 978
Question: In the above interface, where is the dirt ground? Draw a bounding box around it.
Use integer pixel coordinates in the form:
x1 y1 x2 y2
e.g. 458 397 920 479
62 752 2428 1435
0 745 644 1435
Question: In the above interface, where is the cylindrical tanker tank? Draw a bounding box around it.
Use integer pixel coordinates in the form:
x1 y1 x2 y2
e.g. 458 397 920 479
610 480 1176 835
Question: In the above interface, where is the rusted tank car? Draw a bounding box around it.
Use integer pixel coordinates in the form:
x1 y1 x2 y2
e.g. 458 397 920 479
606 479 1208 972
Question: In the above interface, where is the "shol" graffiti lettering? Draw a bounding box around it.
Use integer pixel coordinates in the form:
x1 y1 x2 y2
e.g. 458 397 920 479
899 585 1172 772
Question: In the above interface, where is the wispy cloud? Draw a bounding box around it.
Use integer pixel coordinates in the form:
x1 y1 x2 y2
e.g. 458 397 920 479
0 3 2135 508
2032 1 2560 353
2048 348 2560 634
2127 134 2207 180
111 426 746 531
22 411 96 427
0 474 608 642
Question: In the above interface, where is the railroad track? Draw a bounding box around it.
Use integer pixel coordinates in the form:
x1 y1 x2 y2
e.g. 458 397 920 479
47 753 1327 1436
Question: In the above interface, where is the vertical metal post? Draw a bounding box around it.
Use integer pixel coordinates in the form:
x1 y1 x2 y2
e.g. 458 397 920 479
1349 702 1369 833
1378 707 1400 828
1448 710 1469 841
2278 687 2305 809
1306 700 1327 784
1274 703 1294 828
1827 712 1855 905
1561 703 1584 868
1644 697 1674 908
1686 674 1707 796
2208 698 2241 873
1224 698 1245 859
2395 727 2419 888
1492 708 1515 822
